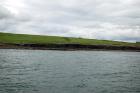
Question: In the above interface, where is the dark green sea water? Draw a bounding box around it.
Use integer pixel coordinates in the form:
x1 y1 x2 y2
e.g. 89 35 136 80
0 49 140 93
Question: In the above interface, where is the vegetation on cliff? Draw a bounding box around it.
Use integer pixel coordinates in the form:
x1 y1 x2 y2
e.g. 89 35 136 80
0 32 139 47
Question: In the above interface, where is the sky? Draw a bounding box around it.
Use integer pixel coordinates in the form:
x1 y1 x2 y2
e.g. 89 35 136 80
0 0 140 42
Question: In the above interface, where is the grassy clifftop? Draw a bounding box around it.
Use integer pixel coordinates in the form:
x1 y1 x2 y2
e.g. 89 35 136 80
0 32 139 46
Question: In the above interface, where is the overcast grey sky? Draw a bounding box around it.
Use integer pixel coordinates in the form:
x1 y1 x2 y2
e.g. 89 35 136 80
0 0 140 42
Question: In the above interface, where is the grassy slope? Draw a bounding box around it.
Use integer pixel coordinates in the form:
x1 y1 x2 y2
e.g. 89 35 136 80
0 32 139 46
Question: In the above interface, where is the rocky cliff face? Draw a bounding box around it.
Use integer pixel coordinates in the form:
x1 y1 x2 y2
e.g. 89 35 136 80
0 43 140 51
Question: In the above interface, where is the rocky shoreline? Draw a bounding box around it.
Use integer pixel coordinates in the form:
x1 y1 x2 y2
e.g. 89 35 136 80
0 43 140 51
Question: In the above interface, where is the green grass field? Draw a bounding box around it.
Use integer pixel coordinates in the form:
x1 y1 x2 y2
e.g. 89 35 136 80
0 32 139 46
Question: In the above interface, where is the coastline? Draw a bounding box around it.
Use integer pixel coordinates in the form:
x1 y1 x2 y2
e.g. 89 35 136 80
0 43 140 52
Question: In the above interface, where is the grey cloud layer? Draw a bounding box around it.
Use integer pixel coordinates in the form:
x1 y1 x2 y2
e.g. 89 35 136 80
0 0 140 42
0 6 12 19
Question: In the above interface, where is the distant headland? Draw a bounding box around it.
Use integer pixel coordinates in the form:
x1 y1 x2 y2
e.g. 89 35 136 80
0 32 140 51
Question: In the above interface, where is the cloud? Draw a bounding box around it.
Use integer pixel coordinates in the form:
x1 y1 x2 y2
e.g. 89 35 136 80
0 5 12 19
0 0 140 42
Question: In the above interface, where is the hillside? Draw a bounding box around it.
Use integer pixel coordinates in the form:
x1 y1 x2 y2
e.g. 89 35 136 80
0 32 139 46
0 32 140 51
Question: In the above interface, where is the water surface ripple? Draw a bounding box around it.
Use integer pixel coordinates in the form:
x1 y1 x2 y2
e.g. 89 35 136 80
0 49 140 93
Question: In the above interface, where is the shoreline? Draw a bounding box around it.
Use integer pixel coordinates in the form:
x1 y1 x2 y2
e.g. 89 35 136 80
0 43 140 52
